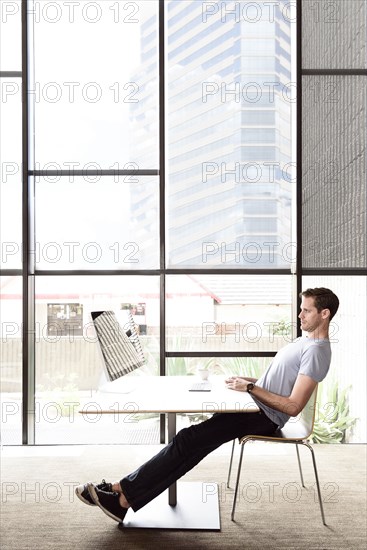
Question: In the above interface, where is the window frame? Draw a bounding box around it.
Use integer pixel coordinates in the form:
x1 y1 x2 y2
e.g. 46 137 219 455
1 0 365 445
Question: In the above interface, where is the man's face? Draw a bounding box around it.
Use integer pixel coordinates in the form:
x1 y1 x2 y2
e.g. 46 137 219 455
298 296 328 334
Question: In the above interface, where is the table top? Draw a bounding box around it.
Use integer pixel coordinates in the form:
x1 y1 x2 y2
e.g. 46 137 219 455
79 375 259 415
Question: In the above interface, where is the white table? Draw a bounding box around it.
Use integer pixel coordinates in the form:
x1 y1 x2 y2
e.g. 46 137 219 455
80 375 259 530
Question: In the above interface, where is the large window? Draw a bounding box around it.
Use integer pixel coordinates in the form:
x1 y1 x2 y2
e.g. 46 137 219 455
0 276 22 444
301 0 367 444
1 1 365 445
0 78 22 270
34 275 160 444
165 275 293 353
166 0 293 268
0 0 23 443
33 1 159 168
35 176 160 270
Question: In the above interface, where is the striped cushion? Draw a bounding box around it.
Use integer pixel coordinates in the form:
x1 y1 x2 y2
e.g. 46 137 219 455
92 311 145 381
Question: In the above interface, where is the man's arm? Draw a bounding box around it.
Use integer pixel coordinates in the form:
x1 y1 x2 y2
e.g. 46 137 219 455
225 374 317 417
225 376 258 383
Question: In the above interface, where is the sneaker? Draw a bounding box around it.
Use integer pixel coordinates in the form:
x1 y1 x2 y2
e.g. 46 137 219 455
87 483 128 523
75 479 112 506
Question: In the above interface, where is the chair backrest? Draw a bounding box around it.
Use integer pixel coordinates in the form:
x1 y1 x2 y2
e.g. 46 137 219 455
279 385 318 440
91 310 145 381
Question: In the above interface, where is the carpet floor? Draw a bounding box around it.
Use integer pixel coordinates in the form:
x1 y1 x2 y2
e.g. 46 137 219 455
1 443 366 550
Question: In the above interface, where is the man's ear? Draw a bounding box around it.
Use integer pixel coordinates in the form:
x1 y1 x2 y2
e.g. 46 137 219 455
321 308 330 320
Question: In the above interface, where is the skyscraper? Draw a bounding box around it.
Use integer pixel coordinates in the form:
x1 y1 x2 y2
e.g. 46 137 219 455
131 0 294 268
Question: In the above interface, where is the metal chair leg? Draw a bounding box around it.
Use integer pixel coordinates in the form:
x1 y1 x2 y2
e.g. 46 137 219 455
296 443 305 487
231 443 245 521
230 439 326 525
303 441 326 525
227 439 236 488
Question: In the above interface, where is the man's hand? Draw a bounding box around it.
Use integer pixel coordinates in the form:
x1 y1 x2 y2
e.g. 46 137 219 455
225 374 318 417
225 376 252 392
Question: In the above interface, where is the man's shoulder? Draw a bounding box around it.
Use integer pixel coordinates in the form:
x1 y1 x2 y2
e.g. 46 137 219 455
292 336 330 348
303 337 331 350
286 337 331 362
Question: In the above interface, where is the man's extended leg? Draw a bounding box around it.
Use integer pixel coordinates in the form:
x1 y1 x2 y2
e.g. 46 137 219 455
119 410 276 511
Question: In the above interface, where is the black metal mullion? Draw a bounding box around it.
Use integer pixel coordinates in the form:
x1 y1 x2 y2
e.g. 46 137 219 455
166 268 291 275
21 0 35 445
28 268 367 277
33 267 367 276
159 0 166 376
296 0 303 337
159 0 166 443
302 268 367 276
302 69 367 76
21 0 29 444
35 270 161 276
30 169 159 177
0 269 23 276
159 0 166 377
0 71 22 77
166 352 277 358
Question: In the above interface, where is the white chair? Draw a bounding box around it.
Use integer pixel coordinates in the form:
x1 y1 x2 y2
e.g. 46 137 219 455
227 387 326 525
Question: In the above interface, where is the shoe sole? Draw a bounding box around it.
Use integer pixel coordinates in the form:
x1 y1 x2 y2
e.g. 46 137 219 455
75 485 94 506
87 483 124 523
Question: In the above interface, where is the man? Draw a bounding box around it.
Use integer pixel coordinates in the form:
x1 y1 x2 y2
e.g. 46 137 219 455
76 287 339 524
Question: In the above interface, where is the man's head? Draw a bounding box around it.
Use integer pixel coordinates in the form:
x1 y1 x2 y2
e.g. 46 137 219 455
300 287 339 321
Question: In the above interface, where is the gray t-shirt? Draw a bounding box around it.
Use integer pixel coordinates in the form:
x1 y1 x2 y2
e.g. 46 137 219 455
252 337 331 428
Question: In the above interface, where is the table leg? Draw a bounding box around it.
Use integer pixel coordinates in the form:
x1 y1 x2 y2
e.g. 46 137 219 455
167 412 177 506
122 411 220 529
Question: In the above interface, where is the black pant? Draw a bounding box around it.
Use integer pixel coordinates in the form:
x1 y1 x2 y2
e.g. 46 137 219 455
120 410 277 511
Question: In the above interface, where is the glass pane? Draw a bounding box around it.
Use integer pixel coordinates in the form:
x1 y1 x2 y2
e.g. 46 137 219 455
33 0 159 167
0 276 22 445
303 276 366 443
166 1 294 268
35 275 160 444
0 78 22 269
35 176 159 269
302 0 367 69
167 355 270 379
166 274 293 352
0 0 21 71
302 76 366 268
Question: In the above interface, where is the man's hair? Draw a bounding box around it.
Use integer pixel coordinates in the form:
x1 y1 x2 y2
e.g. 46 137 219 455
300 287 339 321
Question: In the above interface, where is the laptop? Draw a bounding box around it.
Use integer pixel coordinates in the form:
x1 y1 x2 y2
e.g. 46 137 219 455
91 310 145 393
189 381 212 392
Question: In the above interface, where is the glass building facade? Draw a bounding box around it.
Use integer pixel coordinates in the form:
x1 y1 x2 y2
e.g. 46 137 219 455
131 1 294 268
